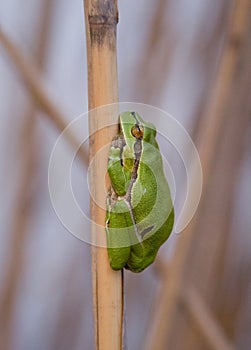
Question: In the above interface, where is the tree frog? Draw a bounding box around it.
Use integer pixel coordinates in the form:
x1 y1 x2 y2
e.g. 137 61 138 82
106 112 174 272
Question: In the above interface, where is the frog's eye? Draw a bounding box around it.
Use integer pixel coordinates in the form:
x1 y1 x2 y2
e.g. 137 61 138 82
131 125 144 139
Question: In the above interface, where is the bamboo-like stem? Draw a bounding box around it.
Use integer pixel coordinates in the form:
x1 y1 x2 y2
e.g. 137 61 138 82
0 28 88 165
83 1 123 350
145 1 250 349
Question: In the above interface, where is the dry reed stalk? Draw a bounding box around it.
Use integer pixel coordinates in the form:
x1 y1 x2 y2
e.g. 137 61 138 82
83 1 123 350
0 29 88 165
145 0 250 349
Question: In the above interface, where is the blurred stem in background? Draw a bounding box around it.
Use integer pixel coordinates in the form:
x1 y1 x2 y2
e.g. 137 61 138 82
0 29 88 165
0 0 54 348
133 0 175 103
145 0 251 349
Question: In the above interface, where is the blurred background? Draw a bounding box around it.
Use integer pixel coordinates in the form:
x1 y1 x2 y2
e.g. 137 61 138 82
0 0 251 349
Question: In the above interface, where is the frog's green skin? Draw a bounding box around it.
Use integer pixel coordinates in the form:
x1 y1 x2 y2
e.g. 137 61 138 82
105 112 174 273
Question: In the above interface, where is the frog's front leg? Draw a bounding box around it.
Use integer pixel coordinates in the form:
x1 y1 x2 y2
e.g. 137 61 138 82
107 137 131 196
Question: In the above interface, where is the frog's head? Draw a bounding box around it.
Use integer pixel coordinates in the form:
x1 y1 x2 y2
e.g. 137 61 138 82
119 111 157 146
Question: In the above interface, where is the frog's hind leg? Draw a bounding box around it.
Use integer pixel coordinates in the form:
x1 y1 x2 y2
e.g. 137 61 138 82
106 199 133 270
